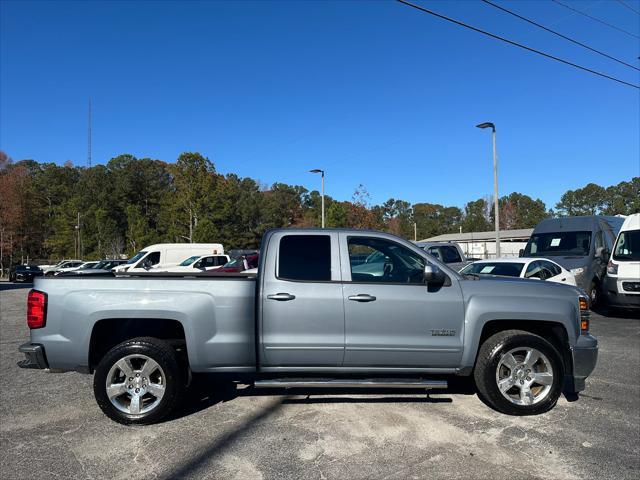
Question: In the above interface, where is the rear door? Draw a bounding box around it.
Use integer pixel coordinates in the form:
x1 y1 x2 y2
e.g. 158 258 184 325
340 233 465 368
260 232 344 367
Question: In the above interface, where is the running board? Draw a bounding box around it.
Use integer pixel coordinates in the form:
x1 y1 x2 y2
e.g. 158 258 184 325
254 378 447 389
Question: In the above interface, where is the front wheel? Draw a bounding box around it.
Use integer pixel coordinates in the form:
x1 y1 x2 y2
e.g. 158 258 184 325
474 330 564 415
93 337 185 425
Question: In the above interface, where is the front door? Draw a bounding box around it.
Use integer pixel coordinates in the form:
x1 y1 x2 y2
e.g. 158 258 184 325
340 233 465 368
260 232 344 367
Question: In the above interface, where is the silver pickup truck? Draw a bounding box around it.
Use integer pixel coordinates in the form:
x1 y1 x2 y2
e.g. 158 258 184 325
18 229 597 425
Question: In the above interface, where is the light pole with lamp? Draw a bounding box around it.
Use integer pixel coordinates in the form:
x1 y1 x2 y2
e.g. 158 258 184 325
309 169 325 228
476 122 500 257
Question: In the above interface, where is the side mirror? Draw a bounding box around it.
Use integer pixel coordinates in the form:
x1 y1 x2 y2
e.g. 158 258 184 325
518 249 524 258
424 264 445 284
596 246 605 259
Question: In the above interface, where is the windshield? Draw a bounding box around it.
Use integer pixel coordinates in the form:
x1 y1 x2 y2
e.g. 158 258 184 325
179 256 200 266
461 262 524 277
223 257 244 268
614 229 640 261
127 251 148 265
524 231 591 257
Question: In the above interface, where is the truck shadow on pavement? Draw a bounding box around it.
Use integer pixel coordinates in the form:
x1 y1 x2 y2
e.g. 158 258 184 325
0 283 32 291
171 374 475 421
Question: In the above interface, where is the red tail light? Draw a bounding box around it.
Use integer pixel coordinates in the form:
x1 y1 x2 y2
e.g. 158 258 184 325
27 290 47 329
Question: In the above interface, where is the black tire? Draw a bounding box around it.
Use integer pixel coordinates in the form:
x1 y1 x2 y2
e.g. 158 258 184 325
589 280 600 308
93 337 185 425
474 329 564 415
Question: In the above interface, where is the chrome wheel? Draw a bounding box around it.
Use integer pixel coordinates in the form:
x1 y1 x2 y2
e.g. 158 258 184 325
105 354 166 415
495 347 554 406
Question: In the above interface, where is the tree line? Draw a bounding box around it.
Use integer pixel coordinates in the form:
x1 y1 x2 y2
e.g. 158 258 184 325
0 150 638 266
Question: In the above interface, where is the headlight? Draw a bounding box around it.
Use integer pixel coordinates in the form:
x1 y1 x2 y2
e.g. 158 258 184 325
570 267 584 275
607 260 618 275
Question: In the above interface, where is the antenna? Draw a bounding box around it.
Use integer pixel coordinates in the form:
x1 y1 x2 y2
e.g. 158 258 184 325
87 98 92 167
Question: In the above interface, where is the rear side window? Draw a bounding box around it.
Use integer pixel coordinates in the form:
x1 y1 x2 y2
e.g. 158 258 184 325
441 246 462 263
279 235 331 281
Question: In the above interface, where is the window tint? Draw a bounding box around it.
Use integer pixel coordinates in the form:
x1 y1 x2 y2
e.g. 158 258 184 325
524 261 541 278
525 231 591 256
441 246 462 263
147 251 161 266
214 256 228 266
348 237 425 284
541 260 561 276
614 230 640 261
462 262 524 277
279 235 331 281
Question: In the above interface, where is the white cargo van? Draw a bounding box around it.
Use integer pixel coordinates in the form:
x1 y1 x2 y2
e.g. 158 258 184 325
113 243 224 273
605 214 640 310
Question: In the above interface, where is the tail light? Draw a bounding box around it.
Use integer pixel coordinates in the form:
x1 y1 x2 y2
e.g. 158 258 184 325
27 290 47 329
578 295 590 334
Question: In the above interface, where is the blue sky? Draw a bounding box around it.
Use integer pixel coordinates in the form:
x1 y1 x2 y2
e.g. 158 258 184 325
1 0 639 210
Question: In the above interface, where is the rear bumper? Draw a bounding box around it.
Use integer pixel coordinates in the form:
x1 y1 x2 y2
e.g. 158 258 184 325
568 335 598 392
17 343 49 370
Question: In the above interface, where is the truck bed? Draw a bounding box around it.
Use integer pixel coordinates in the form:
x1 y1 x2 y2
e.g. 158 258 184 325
31 276 257 373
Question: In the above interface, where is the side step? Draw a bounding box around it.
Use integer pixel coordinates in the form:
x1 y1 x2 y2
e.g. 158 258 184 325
254 378 447 389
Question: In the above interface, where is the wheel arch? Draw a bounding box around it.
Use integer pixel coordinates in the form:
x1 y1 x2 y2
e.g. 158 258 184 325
464 319 572 378
88 318 188 373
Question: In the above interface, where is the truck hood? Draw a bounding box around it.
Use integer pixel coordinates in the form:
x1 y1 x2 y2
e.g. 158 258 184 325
459 273 584 299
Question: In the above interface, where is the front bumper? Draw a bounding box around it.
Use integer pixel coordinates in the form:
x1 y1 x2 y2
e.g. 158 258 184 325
568 335 598 392
17 343 49 370
605 276 640 309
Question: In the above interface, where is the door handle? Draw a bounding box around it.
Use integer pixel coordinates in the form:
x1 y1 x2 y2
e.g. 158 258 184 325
267 293 296 301
348 294 377 302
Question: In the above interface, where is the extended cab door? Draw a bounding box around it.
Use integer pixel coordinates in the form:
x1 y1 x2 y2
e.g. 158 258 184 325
339 233 465 368
260 231 345 367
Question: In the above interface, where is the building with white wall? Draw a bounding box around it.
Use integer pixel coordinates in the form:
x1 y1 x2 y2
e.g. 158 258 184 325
421 228 533 259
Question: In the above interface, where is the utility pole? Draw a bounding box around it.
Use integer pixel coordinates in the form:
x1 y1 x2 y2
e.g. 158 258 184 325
414 222 417 241
309 169 325 228
87 98 92 167
476 122 501 257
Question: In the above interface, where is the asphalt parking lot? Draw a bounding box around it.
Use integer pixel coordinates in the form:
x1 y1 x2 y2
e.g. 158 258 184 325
1 282 638 480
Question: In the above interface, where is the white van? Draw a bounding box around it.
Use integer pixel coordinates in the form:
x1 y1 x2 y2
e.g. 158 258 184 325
605 214 640 310
113 243 224 273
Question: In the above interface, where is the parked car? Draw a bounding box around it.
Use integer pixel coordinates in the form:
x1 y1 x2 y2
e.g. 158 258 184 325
41 260 83 276
218 253 259 273
9 265 43 283
605 214 640 310
522 216 624 306
414 241 472 271
19 228 596 425
53 261 99 276
59 259 128 276
158 254 230 273
112 243 224 274
460 258 576 286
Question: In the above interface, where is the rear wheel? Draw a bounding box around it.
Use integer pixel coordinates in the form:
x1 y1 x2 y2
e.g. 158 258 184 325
93 337 185 425
474 330 564 415
589 280 600 308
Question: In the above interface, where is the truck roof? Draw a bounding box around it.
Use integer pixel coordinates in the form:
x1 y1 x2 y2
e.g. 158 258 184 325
532 215 624 234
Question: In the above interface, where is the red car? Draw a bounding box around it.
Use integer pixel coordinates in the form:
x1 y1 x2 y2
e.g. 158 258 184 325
218 254 259 273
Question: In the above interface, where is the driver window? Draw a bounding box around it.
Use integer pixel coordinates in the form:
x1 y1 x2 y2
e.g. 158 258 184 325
145 251 161 266
348 237 425 284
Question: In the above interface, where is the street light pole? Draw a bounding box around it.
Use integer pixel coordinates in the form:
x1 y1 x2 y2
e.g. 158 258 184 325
476 122 501 257
310 169 325 228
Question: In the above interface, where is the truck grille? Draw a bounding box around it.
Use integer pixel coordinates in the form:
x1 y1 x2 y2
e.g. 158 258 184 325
622 282 640 292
